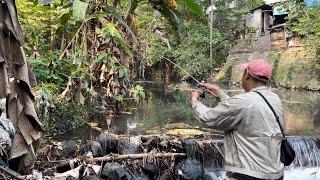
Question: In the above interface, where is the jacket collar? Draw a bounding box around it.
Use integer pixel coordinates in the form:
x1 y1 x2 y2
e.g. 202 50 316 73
250 86 268 92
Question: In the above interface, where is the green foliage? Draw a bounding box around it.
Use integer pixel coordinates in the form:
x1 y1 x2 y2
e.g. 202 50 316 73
103 5 139 45
17 0 72 53
285 1 320 81
73 0 89 21
178 0 204 16
130 85 146 102
286 1 320 53
41 101 96 135
145 20 230 78
174 23 230 77
30 51 73 93
99 23 133 57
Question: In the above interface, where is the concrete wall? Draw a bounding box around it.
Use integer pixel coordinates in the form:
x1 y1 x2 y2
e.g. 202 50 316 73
246 9 262 29
215 49 319 90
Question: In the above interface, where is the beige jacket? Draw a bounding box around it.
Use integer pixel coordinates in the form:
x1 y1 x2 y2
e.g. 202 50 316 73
192 86 285 179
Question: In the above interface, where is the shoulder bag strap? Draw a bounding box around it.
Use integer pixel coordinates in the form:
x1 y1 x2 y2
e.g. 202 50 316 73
253 91 285 138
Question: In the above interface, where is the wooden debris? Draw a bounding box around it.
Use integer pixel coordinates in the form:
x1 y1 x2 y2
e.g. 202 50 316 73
39 152 186 167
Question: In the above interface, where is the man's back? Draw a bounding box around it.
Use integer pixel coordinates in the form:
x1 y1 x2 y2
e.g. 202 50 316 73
192 86 285 179
224 86 284 179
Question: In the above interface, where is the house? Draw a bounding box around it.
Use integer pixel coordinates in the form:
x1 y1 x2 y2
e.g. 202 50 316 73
231 0 306 52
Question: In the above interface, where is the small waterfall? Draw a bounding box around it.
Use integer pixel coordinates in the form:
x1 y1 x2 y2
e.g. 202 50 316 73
202 136 320 169
202 139 224 170
287 136 320 168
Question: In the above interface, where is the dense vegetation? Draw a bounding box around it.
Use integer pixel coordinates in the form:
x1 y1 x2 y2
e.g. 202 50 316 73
16 0 319 134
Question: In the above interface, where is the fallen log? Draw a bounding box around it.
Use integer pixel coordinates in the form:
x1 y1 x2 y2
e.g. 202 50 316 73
37 152 186 167
87 152 186 163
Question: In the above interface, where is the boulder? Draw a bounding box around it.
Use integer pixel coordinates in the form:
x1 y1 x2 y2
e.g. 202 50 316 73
159 170 176 180
100 162 132 180
118 136 141 154
141 162 157 179
96 135 118 155
91 141 102 157
62 140 78 158
177 158 203 180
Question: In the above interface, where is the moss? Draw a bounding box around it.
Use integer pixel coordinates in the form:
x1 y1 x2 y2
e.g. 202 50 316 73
216 49 320 90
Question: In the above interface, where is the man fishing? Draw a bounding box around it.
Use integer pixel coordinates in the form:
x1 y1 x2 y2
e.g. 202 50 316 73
192 59 285 180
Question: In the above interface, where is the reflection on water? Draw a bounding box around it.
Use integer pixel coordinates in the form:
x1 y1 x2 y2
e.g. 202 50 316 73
277 89 320 135
55 83 319 141
118 83 320 136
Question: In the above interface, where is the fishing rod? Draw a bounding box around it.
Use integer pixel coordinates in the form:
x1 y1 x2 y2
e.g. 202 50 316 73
164 57 208 98
164 58 202 84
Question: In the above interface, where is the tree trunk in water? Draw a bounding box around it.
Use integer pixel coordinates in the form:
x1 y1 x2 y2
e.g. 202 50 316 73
164 62 171 85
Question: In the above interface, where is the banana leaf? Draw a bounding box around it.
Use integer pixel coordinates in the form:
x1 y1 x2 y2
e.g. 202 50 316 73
103 5 140 46
169 9 188 41
99 23 133 57
179 0 204 16
73 0 89 21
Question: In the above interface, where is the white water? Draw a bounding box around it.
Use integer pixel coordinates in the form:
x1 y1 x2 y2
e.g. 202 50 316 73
285 168 320 180
205 136 320 179
206 168 320 180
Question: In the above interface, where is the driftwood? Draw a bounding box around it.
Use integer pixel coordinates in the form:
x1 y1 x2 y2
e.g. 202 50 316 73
0 166 26 180
38 152 186 167
87 152 186 163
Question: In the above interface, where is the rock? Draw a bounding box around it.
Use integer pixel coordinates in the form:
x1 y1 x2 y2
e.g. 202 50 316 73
66 176 78 180
62 140 78 158
83 143 92 154
118 137 141 154
183 139 202 160
141 162 157 179
100 162 132 180
131 169 149 180
82 141 102 157
92 141 102 157
177 158 203 180
159 170 176 180
81 175 101 180
96 135 118 155
42 167 56 177
203 171 217 180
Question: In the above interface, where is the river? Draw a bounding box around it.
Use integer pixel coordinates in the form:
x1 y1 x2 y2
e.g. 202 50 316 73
58 82 320 179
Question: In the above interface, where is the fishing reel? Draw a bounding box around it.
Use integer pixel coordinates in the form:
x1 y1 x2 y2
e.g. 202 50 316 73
197 80 206 98
198 89 206 98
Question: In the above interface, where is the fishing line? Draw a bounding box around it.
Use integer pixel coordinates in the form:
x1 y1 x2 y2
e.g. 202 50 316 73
164 57 217 97
164 58 202 85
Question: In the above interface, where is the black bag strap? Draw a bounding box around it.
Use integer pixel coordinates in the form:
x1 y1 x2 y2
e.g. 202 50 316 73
253 91 285 138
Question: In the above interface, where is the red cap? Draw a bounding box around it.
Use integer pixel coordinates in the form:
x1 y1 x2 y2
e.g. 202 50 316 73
241 59 272 82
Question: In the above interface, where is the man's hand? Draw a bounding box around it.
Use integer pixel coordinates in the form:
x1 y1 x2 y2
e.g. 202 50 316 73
192 91 200 101
200 83 222 97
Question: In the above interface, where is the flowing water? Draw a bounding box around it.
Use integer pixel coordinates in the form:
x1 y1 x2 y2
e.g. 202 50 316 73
61 82 320 179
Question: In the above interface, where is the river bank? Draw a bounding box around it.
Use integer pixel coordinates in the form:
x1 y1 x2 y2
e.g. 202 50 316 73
16 134 320 179
215 49 320 91
3 82 318 179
